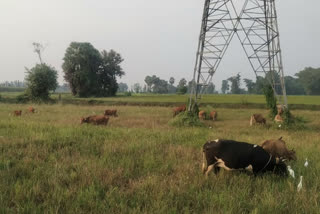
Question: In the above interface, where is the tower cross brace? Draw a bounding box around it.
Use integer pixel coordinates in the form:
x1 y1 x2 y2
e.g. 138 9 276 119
189 0 288 110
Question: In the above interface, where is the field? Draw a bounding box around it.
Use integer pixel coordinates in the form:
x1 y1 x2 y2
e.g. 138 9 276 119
1 93 320 109
0 102 319 213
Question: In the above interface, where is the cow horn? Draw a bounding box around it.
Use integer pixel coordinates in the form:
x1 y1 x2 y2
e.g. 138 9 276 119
278 136 283 140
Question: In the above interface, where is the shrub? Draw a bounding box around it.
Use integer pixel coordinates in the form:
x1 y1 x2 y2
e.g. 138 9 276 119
169 111 204 127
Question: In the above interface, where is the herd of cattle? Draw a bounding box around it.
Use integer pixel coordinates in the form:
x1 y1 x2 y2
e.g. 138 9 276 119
13 104 296 177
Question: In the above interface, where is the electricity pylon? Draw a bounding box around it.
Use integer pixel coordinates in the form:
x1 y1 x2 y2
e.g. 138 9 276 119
189 0 288 110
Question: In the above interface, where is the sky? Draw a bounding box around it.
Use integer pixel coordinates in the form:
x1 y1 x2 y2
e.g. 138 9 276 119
0 0 320 90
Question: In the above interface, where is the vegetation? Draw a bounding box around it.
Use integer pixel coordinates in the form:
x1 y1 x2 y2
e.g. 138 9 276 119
0 104 319 213
24 64 58 102
62 42 124 97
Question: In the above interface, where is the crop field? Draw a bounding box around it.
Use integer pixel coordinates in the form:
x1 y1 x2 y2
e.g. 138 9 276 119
0 103 319 213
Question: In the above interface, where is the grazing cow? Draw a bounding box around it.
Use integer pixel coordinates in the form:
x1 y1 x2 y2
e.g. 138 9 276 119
14 110 22 116
173 105 186 117
261 137 297 161
104 109 118 117
28 107 35 113
81 115 109 125
202 139 288 176
274 114 283 123
277 105 284 115
210 111 218 121
199 110 206 120
250 114 266 126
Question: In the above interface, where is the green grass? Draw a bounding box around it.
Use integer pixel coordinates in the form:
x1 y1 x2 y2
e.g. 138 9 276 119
0 104 319 213
1 92 320 108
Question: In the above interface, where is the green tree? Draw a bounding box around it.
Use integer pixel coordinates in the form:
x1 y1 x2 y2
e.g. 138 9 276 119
221 80 229 94
177 78 187 94
118 82 128 92
62 42 124 97
99 50 125 96
169 77 175 86
205 82 216 94
244 78 256 94
295 67 320 95
284 76 305 95
25 64 58 101
133 83 142 93
228 73 242 94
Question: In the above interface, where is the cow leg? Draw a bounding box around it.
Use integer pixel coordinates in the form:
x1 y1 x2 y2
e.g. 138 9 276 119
205 165 214 177
202 152 208 174
214 166 220 174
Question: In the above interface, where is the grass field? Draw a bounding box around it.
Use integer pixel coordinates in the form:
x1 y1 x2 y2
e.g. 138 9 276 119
0 103 319 213
1 92 320 108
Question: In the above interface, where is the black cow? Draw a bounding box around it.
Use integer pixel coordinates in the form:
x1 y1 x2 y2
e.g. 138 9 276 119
202 139 288 176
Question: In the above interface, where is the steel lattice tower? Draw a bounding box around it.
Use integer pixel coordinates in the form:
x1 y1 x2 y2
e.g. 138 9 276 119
189 0 288 110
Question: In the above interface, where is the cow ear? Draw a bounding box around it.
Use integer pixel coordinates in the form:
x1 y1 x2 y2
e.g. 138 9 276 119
278 136 283 140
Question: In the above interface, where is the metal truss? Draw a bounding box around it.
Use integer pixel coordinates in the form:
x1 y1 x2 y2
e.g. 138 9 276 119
189 0 288 110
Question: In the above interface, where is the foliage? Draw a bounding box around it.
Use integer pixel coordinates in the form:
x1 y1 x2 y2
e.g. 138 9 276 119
118 82 129 93
169 111 204 127
24 64 58 102
62 42 124 97
228 73 242 94
284 76 305 95
133 83 142 93
244 78 256 94
144 75 168 94
169 77 175 86
204 83 216 94
295 67 320 95
263 85 278 118
124 91 132 96
177 78 188 95
221 80 229 94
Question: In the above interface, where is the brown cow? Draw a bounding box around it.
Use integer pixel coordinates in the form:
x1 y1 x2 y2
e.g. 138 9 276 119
199 110 206 120
173 105 186 117
81 115 110 125
104 109 118 117
274 114 283 123
28 107 35 113
209 111 218 121
277 105 284 115
261 137 297 161
250 114 266 126
14 110 22 116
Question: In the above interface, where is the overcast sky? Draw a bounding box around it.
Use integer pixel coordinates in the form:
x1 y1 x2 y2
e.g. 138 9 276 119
0 0 319 89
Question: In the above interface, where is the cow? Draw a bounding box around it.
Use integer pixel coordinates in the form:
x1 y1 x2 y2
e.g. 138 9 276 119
28 107 35 113
198 110 206 120
277 105 285 115
81 115 110 125
210 111 218 121
14 110 22 116
202 139 288 177
250 114 266 126
173 105 186 117
261 137 297 161
274 114 283 123
104 109 118 117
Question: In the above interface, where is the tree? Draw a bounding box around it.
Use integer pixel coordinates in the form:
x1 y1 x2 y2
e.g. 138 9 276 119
169 77 175 86
295 67 320 95
244 78 256 94
228 73 241 94
284 76 305 95
99 50 125 96
221 80 230 94
205 82 216 94
25 64 58 101
133 83 142 93
118 82 128 92
62 42 124 97
32 42 45 64
177 78 188 94
144 76 153 92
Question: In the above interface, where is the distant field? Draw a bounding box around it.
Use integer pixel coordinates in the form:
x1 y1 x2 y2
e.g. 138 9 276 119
1 92 320 109
0 104 319 213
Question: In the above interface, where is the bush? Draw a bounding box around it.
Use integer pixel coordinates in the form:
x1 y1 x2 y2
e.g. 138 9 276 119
169 111 204 127
16 93 30 103
263 85 277 119
124 92 132 97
